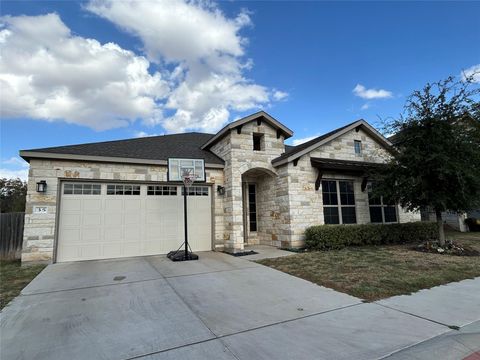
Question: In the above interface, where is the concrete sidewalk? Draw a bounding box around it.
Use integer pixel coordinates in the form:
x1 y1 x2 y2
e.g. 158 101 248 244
1 252 479 360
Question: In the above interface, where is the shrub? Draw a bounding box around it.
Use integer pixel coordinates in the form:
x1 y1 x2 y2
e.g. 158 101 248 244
465 218 480 232
305 222 438 250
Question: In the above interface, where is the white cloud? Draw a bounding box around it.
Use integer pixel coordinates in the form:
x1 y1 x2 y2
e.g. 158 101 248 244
361 103 371 110
3 156 28 168
1 6 285 133
0 168 28 181
86 0 285 132
462 64 480 83
0 13 169 130
291 135 318 146
353 84 393 100
134 131 161 138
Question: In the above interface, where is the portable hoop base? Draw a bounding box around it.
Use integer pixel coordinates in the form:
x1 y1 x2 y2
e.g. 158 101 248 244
167 250 199 262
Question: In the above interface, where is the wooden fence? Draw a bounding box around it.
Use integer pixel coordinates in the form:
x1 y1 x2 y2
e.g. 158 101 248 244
0 212 25 260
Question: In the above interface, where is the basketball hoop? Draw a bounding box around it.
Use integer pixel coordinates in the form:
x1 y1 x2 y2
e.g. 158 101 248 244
166 167 199 262
181 169 197 188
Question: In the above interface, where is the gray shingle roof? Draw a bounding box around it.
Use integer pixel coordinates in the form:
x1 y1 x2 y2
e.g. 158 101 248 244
21 132 224 165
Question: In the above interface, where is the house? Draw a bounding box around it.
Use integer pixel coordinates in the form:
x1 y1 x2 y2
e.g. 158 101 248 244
20 111 420 263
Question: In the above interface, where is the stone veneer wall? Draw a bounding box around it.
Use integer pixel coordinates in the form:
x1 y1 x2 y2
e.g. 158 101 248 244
22 159 224 262
210 121 287 252
283 127 421 247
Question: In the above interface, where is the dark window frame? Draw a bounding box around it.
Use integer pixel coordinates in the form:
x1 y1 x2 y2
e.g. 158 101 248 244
106 184 141 196
252 133 264 151
321 179 357 224
147 185 178 196
64 183 101 195
181 186 209 196
354 140 362 155
248 184 257 232
367 183 398 223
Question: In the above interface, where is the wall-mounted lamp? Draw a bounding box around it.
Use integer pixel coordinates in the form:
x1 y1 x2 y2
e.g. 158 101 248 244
36 180 47 193
217 185 225 195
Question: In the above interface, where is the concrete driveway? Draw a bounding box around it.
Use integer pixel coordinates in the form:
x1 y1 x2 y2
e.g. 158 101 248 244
0 252 476 360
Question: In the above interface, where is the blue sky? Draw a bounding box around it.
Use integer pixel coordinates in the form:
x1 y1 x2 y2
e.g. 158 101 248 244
1 0 479 179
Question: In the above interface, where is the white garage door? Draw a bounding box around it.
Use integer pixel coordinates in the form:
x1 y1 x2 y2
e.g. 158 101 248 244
57 182 212 262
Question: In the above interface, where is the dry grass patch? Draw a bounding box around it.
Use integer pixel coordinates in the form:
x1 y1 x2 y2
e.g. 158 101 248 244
258 232 480 301
0 260 46 310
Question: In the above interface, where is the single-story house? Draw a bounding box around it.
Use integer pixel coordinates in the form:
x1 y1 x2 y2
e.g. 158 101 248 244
20 110 420 263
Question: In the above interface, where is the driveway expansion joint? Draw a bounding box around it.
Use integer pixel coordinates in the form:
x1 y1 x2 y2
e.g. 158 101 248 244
375 302 460 329
20 276 165 296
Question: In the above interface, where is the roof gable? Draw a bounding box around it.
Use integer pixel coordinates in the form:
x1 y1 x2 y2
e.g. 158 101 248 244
272 119 392 166
201 110 293 149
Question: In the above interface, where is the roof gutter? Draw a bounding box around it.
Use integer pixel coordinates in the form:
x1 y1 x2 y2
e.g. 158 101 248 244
19 151 225 169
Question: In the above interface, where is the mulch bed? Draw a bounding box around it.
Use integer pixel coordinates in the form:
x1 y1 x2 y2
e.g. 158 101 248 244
413 240 480 256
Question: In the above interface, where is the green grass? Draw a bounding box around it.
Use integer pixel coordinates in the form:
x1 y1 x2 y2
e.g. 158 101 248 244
258 231 480 301
0 260 46 310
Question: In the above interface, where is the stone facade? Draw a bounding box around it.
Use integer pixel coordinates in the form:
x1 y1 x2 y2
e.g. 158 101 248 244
22 117 421 263
22 159 224 262
210 120 287 252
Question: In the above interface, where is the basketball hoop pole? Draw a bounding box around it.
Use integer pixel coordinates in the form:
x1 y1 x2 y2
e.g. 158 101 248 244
167 170 199 261
183 181 189 259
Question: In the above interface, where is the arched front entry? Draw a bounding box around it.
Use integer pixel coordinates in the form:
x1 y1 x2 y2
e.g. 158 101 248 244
241 167 278 246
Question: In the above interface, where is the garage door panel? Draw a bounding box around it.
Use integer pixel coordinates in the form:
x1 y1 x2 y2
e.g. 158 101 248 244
83 199 102 211
80 244 103 259
125 226 141 241
103 243 123 258
58 182 212 262
82 228 103 242
60 228 81 243
61 198 82 211
61 213 81 227
124 199 141 211
105 199 123 212
105 213 123 226
124 212 141 225
104 226 123 241
83 213 102 226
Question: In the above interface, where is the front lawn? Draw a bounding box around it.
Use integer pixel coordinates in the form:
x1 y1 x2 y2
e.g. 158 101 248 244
0 260 46 310
258 231 480 301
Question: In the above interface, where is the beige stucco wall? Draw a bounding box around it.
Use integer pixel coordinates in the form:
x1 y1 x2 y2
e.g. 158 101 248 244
22 159 224 262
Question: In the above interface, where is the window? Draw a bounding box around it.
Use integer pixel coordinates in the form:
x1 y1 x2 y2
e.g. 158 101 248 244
168 158 205 182
106 184 141 195
181 186 209 196
354 140 362 155
64 183 101 195
248 184 257 231
147 186 177 195
253 133 264 151
368 183 398 223
322 180 357 224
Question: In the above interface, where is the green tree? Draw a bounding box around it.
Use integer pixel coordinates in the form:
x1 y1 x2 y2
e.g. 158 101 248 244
0 178 28 213
378 75 480 245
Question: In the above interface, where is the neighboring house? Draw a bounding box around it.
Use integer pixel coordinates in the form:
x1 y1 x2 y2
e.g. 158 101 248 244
421 209 480 232
20 111 420 263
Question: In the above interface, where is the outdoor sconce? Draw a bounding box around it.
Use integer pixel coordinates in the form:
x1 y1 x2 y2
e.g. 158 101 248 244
217 185 225 195
36 180 47 193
